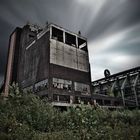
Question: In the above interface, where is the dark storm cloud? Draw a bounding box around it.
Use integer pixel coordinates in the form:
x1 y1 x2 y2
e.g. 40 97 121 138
0 0 74 27
86 0 140 40
0 0 76 82
0 19 14 76
0 0 140 82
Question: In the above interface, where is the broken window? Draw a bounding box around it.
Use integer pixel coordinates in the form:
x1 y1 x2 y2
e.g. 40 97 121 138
65 32 76 47
34 79 48 92
52 26 63 42
52 78 72 91
74 82 90 94
78 38 87 51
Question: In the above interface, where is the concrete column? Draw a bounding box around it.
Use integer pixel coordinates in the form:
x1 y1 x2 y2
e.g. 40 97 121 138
76 36 78 48
121 77 127 106
63 31 65 43
133 74 139 107
50 26 52 39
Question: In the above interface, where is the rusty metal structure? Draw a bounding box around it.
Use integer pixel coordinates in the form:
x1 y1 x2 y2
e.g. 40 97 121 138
92 66 140 108
3 23 92 106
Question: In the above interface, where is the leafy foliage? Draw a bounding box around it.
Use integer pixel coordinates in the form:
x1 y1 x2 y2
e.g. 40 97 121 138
0 85 140 140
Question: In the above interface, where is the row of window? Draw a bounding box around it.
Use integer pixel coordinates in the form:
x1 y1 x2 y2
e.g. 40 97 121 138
24 78 90 94
95 99 122 106
51 26 87 50
52 94 122 106
53 95 91 104
53 78 90 94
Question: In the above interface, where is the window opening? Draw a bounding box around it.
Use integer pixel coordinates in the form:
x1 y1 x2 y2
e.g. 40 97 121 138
65 32 76 47
59 95 70 103
52 27 63 42
34 79 48 92
74 82 90 94
53 78 72 91
78 38 87 51
29 34 35 38
53 94 58 101
104 100 111 106
96 99 103 105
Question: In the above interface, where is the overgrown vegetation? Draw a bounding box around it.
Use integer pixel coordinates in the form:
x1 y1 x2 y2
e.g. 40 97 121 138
0 84 140 140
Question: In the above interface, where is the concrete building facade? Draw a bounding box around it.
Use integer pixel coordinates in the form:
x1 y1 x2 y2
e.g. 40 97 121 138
4 23 92 105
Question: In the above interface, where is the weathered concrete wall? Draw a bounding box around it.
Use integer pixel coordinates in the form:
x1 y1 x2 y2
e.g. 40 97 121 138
17 26 50 88
4 28 22 96
50 39 89 72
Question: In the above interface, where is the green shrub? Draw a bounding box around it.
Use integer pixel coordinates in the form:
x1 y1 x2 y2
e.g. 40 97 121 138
0 85 140 140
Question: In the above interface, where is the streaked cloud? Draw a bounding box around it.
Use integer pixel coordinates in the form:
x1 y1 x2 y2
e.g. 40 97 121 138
0 0 140 82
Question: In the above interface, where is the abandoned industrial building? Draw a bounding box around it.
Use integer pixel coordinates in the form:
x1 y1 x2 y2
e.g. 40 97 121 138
2 23 140 108
3 23 91 106
92 67 140 108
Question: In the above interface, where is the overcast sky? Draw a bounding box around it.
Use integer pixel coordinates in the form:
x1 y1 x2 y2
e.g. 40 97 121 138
0 0 140 85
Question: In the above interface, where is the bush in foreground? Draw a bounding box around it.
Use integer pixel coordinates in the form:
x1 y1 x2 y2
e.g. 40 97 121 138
0 85 140 140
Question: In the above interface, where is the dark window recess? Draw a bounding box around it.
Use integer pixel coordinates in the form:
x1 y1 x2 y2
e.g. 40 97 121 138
75 96 80 104
100 90 108 95
65 32 76 47
124 87 133 97
59 95 70 103
53 94 58 101
29 34 35 38
96 99 103 105
104 100 111 105
78 38 87 51
74 96 79 104
52 27 63 42
113 88 120 97
114 101 121 106
26 34 36 45
81 97 91 104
